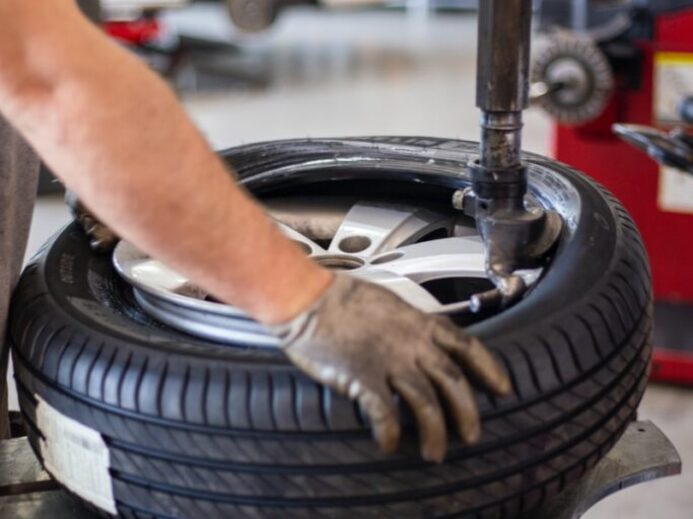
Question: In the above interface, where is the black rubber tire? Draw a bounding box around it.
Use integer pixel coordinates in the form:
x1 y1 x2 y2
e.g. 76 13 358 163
10 137 652 518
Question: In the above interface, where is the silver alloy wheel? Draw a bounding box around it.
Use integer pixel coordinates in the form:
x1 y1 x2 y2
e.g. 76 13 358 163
113 197 541 347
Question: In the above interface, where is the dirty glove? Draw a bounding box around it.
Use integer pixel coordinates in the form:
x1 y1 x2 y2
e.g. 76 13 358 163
65 191 119 253
272 274 511 462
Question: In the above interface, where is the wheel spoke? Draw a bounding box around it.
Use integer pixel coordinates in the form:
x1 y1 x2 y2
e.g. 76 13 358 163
276 222 325 256
328 202 453 258
366 236 487 283
353 270 445 313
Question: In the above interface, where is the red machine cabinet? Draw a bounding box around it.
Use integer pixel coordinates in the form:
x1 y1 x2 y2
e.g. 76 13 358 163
551 9 693 383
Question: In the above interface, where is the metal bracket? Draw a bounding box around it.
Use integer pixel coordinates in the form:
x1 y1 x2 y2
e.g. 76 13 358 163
614 123 693 175
452 185 563 311
527 421 682 519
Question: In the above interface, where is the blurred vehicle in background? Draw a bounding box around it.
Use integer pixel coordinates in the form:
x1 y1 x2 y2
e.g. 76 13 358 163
214 0 479 34
99 0 483 36
101 0 189 20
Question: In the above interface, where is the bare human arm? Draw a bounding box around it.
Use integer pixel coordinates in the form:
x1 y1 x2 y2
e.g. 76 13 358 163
0 0 510 461
0 0 332 325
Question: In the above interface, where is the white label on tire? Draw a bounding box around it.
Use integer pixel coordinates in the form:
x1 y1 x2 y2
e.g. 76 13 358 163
36 396 117 514
659 166 693 214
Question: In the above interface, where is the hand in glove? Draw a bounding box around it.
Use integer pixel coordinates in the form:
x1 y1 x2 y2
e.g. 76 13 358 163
272 274 511 462
65 190 119 253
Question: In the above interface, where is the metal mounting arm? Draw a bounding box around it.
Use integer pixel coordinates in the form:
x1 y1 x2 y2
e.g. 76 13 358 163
476 0 531 170
456 0 562 311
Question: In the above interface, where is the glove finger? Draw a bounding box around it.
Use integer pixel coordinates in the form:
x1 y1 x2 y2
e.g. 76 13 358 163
391 374 447 463
433 320 511 396
356 383 401 455
284 354 401 454
420 355 481 445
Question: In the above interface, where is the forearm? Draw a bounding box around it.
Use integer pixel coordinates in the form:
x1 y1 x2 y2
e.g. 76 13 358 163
0 1 331 324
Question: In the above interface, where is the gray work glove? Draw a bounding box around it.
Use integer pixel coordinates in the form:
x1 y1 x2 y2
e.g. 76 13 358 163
272 274 511 462
65 191 119 253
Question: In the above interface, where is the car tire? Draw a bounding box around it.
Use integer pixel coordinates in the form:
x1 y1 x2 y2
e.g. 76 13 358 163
10 137 652 518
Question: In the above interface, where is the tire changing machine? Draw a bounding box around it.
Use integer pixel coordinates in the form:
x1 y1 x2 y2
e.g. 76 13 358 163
532 0 693 385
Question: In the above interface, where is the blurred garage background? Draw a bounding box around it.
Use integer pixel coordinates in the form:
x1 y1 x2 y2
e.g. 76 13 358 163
10 1 693 517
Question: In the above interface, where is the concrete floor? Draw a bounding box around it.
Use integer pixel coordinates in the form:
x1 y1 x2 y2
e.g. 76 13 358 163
8 5 693 517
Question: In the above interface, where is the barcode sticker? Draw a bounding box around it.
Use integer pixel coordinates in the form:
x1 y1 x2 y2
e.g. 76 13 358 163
36 396 117 514
659 166 693 214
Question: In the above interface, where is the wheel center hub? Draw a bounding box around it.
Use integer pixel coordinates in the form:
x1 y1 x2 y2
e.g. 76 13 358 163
113 199 541 347
313 254 365 271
